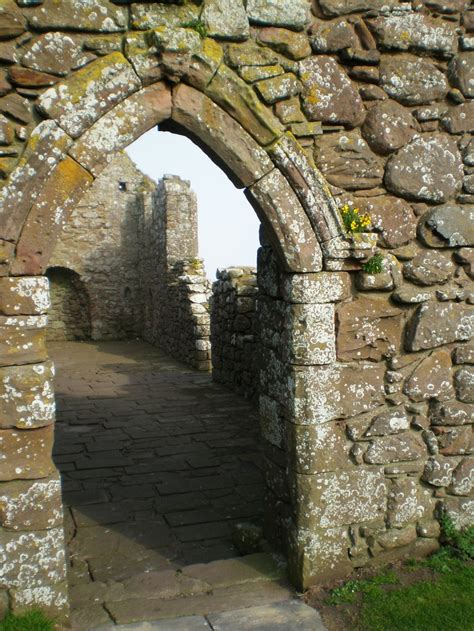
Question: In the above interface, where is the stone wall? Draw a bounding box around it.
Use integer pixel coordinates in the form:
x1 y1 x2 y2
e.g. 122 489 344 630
48 152 152 341
47 158 212 369
139 175 212 371
45 267 91 341
211 267 259 399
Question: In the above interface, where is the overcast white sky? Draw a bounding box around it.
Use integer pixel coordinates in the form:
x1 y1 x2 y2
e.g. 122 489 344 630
126 128 260 279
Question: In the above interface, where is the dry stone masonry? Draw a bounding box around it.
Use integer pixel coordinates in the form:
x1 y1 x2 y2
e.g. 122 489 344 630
211 267 259 399
0 0 472 622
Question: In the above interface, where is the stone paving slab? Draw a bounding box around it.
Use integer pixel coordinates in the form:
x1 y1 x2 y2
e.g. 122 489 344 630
93 616 212 630
91 602 327 631
207 601 327 630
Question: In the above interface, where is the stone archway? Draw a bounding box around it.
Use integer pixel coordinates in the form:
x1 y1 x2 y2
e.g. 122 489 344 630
0 1 472 623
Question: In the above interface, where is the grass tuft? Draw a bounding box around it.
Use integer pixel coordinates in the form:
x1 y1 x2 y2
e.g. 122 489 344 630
0 611 54 631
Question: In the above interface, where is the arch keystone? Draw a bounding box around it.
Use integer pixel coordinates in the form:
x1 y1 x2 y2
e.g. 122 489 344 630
205 64 283 146
171 83 273 187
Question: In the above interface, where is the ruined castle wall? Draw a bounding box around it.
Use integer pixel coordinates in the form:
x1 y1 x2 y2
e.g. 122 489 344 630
211 267 259 399
139 175 212 371
48 153 150 340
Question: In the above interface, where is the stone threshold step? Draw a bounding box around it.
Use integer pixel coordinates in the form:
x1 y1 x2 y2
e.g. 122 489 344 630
71 553 288 610
92 600 327 630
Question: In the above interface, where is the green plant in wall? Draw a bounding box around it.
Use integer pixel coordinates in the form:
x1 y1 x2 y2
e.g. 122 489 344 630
438 509 474 560
362 253 384 275
180 19 208 39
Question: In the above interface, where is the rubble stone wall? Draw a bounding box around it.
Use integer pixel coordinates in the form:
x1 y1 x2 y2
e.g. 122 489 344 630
139 175 212 371
0 0 473 620
48 152 151 340
211 267 259 399
45 267 91 341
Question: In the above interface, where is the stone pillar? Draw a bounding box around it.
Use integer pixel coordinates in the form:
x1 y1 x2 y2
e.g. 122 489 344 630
0 277 69 622
154 174 199 271
257 244 369 588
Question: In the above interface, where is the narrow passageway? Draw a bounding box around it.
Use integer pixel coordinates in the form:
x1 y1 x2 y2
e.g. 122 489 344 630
50 340 293 629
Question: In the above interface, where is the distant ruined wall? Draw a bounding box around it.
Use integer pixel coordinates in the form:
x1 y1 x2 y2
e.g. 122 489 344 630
140 175 212 371
48 152 150 340
211 267 259 399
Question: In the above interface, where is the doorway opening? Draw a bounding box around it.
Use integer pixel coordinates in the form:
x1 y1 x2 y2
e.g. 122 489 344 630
49 131 279 627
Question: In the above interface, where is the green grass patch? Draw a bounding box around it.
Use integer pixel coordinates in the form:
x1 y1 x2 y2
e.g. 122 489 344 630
327 570 399 605
360 557 474 631
0 611 54 631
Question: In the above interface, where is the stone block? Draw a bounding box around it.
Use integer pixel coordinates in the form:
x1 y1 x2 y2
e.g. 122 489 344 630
442 495 474 529
288 422 352 474
403 251 455 286
362 100 418 155
429 400 473 426
131 3 199 31
246 169 322 273
0 277 50 316
0 361 55 429
0 316 48 367
172 84 273 188
290 363 385 424
433 425 471 455
405 302 473 351
282 303 335 365
69 82 172 177
257 28 311 61
448 52 474 98
318 0 399 17
0 120 72 242
422 454 457 486
336 296 403 362
246 0 310 30
0 527 67 589
26 0 127 32
20 32 83 77
205 65 282 146
365 408 410 437
0 471 63 531
259 394 284 448
0 425 54 480
403 349 454 403
281 272 351 304
299 56 365 127
12 157 94 275
10 580 69 622
255 73 301 104
0 1 25 39
201 0 249 41
315 131 384 191
449 457 473 496
208 601 326 630
454 367 474 403
385 134 463 203
367 11 457 54
287 524 353 588
387 478 434 527
364 433 426 464
379 56 448 105
442 102 474 134
37 52 142 138
291 468 387 529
